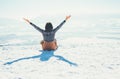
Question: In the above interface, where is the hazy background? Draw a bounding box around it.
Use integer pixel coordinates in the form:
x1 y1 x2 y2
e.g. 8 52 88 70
0 0 120 46
0 0 120 19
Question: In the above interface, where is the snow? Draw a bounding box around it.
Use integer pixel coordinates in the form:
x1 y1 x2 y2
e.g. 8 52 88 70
0 16 120 79
0 37 120 79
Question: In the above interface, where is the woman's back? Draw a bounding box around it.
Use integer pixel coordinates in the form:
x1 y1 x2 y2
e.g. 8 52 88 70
42 31 55 42
30 20 66 42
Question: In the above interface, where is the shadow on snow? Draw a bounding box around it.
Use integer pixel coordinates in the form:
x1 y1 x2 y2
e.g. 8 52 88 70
4 50 78 66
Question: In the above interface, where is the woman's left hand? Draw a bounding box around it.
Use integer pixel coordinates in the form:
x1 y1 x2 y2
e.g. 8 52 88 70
65 15 71 21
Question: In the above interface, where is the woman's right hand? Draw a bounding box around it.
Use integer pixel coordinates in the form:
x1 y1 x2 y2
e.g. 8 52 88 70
23 18 30 23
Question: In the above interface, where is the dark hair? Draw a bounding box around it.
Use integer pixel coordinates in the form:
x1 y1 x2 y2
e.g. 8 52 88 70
45 22 53 32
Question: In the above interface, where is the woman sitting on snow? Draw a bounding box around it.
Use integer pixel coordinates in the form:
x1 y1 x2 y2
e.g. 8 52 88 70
23 15 71 50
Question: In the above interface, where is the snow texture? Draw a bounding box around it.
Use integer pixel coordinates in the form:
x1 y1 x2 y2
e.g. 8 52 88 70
0 16 120 79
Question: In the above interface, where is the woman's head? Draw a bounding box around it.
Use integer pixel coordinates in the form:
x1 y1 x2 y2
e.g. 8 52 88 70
45 22 53 32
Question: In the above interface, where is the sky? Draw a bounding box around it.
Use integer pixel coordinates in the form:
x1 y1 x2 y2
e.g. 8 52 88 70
0 0 120 19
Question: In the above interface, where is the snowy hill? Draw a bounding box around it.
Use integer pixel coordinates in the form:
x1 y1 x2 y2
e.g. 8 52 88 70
0 15 120 79
0 37 120 79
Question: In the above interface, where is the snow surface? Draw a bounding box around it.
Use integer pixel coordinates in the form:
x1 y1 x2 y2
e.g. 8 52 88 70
0 16 120 79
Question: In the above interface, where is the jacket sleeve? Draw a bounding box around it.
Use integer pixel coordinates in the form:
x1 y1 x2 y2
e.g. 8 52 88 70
53 20 66 32
30 22 44 33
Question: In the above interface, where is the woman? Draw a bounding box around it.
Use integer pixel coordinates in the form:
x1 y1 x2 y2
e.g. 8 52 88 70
23 15 71 50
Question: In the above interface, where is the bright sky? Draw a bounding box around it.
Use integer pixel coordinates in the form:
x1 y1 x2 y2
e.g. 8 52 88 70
0 0 120 19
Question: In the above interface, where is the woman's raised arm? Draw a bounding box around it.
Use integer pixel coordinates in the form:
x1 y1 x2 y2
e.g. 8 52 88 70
23 18 30 23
